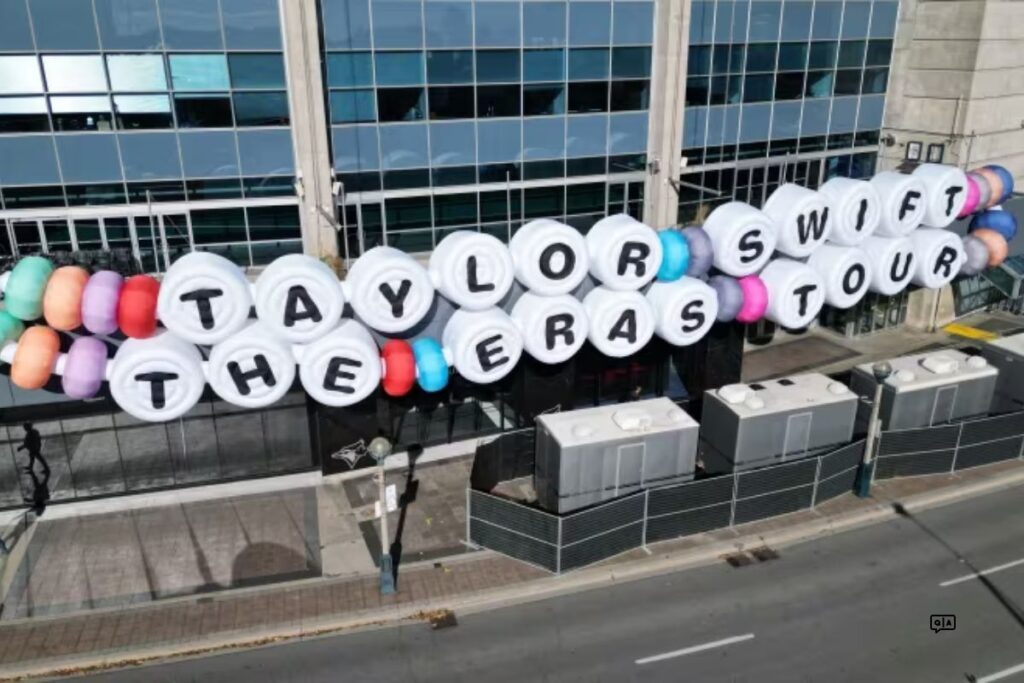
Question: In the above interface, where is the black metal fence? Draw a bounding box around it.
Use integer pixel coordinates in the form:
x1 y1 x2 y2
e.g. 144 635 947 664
468 440 865 573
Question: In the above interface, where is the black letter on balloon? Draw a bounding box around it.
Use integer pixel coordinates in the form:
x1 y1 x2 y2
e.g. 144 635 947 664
284 285 323 327
227 354 276 396
899 191 921 221
680 300 706 333
134 371 179 410
323 357 361 394
945 186 963 217
476 335 509 372
545 313 575 350
179 288 224 330
738 230 765 264
608 309 638 344
796 208 830 244
539 243 576 280
854 198 869 233
890 252 913 283
466 256 495 293
933 246 959 278
842 264 866 296
617 241 651 277
379 280 412 318
794 284 817 317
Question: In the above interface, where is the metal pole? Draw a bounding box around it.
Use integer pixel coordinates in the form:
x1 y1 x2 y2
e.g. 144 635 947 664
856 362 892 497
369 437 395 595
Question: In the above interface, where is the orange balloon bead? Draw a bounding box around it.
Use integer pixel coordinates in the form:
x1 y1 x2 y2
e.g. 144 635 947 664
43 265 89 331
974 168 1005 209
970 228 1009 267
11 326 60 390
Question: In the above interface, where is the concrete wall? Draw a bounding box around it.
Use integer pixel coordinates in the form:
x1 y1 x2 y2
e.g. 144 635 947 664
881 0 1024 179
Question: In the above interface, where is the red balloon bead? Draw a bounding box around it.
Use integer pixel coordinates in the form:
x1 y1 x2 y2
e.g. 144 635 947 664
118 275 161 338
381 340 416 397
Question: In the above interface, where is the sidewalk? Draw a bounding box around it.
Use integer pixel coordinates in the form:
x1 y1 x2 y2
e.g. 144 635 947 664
2 457 1023 680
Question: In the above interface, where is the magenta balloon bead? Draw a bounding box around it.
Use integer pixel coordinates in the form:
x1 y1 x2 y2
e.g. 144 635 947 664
735 275 769 323
81 271 124 335
62 336 108 399
958 175 981 218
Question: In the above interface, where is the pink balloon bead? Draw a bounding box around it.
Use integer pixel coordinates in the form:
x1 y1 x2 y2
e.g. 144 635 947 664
958 175 980 218
62 336 108 399
81 271 124 335
735 275 768 324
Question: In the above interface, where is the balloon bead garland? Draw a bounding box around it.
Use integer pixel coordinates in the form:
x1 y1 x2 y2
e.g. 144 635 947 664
0 163 1016 423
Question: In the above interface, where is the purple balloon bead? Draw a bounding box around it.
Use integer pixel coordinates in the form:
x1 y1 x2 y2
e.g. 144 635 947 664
81 270 123 335
62 336 108 399
709 275 743 322
680 226 714 277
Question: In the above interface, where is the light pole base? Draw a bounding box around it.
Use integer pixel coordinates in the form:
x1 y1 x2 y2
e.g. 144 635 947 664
379 554 396 595
855 461 874 498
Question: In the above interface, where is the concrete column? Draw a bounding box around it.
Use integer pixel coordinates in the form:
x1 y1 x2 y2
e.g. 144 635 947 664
280 0 339 260
643 0 690 228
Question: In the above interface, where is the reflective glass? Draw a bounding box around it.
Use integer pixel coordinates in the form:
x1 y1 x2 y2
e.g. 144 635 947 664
29 0 98 50
863 67 888 94
233 92 289 126
432 165 475 186
687 46 710 75
51 95 114 131
229 54 286 89
567 114 606 157
477 85 520 118
186 178 242 199
569 2 610 46
611 47 651 79
475 2 519 47
0 56 43 94
838 41 866 68
689 1 713 44
332 124 380 171
55 134 122 182
237 129 293 174
740 103 770 142
372 1 424 49
568 81 608 113
748 2 780 41
477 119 520 163
222 0 281 49
0 0 35 50
179 131 239 177
524 116 565 159
780 2 812 41
746 44 777 72
870 3 899 39
524 49 565 82
743 74 773 103
610 80 648 111
0 136 61 184
331 89 376 123
379 123 428 169
428 86 474 119
685 77 709 107
774 72 803 100
524 84 565 115
113 95 173 129
159 0 223 49
170 55 230 91
0 96 49 133
866 40 893 66
174 94 233 127
127 180 185 202
118 132 182 179
809 42 837 70
812 2 842 39
834 69 861 96
64 183 126 206
375 52 424 86
477 50 520 83
842 2 871 39
711 44 730 75
43 56 107 93
609 112 646 154
322 0 372 50
858 94 884 129
430 121 475 166
612 2 653 45
327 52 373 87
107 55 168 91
524 2 566 48
805 71 833 99
95 0 161 50
376 87 425 121
425 2 472 48
427 50 473 84
778 43 807 71
570 48 609 80
383 168 430 191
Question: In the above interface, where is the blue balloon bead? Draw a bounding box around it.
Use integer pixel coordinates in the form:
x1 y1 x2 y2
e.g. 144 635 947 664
412 338 449 393
656 229 690 282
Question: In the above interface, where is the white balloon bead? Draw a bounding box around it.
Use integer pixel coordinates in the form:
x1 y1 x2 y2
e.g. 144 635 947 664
109 332 206 421
862 235 916 295
645 276 718 346
760 259 826 329
870 171 928 237
582 286 655 358
509 219 589 295
702 202 777 276
207 321 296 409
912 164 969 228
511 291 588 364
818 177 881 246
807 244 872 309
910 228 966 288
585 214 663 291
253 253 345 344
157 252 251 345
299 318 382 407
762 184 833 257
428 231 514 310
345 246 434 333
443 308 524 383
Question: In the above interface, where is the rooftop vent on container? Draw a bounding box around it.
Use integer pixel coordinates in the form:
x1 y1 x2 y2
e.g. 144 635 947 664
920 354 958 375
719 384 750 404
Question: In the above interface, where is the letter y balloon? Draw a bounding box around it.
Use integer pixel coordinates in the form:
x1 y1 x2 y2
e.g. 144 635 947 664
0 163 1015 421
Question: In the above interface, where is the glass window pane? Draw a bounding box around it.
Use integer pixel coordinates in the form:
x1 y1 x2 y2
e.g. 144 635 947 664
0 0 34 51
375 51 425 86
612 2 653 45
477 85 520 118
870 2 898 39
569 1 610 46
805 70 833 98
430 121 475 166
372 0 424 49
711 44 730 75
475 2 520 47
862 67 888 95
570 48 609 80
685 77 709 107
774 72 803 100
50 95 114 131
477 50 520 83
687 46 710 75
95 0 161 50
834 69 861 96
748 2 781 41
29 0 98 50
433 193 477 227
609 80 648 111
809 42 837 70
524 2 566 48
743 74 773 102
428 85 474 119
42 55 108 93
567 81 608 113
838 41 866 68
813 3 842 39
866 39 893 66
186 178 242 200
323 0 371 50
327 52 373 88
427 50 473 84
55 134 122 182
524 84 565 116
107 54 167 91
170 54 230 90
330 89 376 123
228 54 285 89
780 1 812 41
379 123 428 169
233 92 289 126
524 49 565 82
745 44 777 72
386 196 431 231
0 96 49 133
425 1 472 48
114 94 173 129
222 0 281 49
842 1 870 39
376 87 425 121
158 0 223 49
0 56 44 94
174 94 233 127
778 42 807 71
611 47 651 78
118 132 181 178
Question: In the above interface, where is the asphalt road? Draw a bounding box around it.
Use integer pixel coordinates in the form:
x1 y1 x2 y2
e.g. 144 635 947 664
77 485 1024 683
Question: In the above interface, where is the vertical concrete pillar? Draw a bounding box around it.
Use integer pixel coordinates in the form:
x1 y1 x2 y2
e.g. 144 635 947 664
643 0 690 228
280 0 339 259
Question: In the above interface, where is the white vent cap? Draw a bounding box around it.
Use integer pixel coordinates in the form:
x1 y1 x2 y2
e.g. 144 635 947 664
744 395 765 410
612 409 653 431
892 369 916 383
966 355 988 369
719 384 749 405
827 381 849 395
571 424 594 439
920 354 959 375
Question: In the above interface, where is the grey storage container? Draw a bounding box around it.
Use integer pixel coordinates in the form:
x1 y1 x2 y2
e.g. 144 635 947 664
700 373 857 474
534 398 698 514
850 350 997 430
981 334 1024 414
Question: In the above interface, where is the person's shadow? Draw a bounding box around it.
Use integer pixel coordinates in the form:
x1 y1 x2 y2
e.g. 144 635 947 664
388 445 423 586
17 423 49 477
23 466 51 516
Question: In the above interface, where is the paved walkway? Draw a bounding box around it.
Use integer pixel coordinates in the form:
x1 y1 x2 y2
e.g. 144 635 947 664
0 458 1021 679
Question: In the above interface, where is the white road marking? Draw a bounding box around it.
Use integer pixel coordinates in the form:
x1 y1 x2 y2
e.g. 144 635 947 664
940 557 1024 587
973 661 1024 683
635 634 755 665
